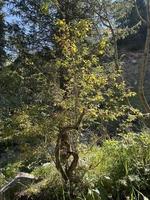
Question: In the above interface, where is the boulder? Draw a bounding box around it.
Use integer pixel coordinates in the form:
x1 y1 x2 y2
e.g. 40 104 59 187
0 172 37 200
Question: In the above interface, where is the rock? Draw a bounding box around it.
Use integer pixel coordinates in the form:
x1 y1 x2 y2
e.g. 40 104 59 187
131 59 137 64
0 172 37 200
42 162 51 167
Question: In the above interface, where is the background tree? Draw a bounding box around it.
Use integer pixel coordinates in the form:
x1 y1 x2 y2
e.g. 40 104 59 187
117 0 147 50
137 0 150 116
0 0 6 68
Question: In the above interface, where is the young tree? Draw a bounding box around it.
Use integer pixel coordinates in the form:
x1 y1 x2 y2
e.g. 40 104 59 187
53 17 140 187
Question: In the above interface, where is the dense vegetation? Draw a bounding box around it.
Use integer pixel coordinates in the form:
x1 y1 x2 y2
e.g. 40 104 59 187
0 0 150 200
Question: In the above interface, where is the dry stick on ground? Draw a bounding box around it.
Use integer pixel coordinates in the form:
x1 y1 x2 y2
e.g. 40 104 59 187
137 0 150 113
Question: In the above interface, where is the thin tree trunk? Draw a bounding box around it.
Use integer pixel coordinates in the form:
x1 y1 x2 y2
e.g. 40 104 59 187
138 0 150 113
138 24 150 113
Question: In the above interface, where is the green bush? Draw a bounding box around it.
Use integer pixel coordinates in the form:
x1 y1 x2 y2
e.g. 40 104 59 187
82 131 150 200
2 131 150 200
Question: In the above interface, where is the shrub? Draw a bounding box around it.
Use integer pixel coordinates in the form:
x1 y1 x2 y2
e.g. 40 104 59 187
3 131 150 200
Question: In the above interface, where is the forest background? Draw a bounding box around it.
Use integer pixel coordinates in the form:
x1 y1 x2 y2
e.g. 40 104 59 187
0 0 150 199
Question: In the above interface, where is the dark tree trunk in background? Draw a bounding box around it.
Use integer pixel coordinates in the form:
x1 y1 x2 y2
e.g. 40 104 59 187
0 0 6 68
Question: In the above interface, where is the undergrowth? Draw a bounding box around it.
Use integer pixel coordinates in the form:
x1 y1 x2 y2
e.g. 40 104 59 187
1 131 150 200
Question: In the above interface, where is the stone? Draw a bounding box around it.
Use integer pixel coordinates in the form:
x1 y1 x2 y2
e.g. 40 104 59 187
0 172 37 200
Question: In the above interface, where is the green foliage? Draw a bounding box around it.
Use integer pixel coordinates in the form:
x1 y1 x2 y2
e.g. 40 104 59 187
0 0 149 200
0 173 6 187
15 131 150 200
82 131 150 200
0 161 23 189
2 161 22 178
53 19 140 134
117 0 146 49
